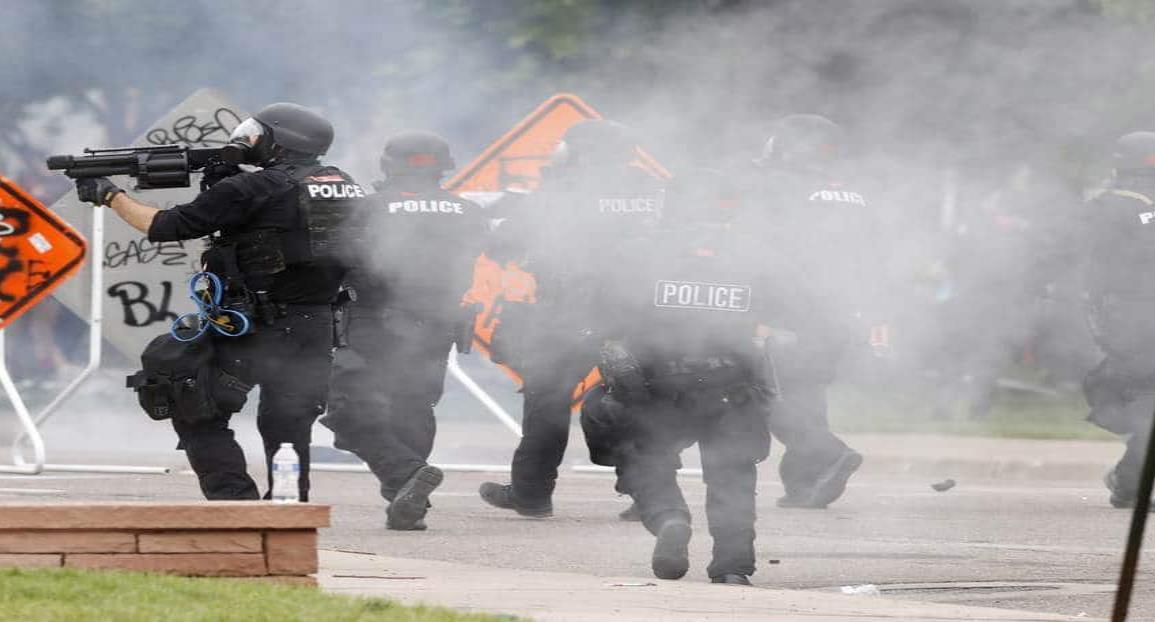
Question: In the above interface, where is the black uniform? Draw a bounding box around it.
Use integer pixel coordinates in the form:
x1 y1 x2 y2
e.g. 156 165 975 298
743 166 875 507
1082 176 1155 507
322 181 484 501
580 224 772 581
148 160 361 501
489 164 664 512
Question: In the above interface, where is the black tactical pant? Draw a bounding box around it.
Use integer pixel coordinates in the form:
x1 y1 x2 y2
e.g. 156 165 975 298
172 305 334 502
509 349 598 505
766 334 851 498
322 308 455 500
1084 299 1155 500
582 385 771 578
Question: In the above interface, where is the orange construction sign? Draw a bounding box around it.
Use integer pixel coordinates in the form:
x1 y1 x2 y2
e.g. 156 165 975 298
446 92 669 194
452 93 670 405
0 177 86 329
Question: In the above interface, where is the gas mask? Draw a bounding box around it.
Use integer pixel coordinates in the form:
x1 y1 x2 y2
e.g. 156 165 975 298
222 118 275 166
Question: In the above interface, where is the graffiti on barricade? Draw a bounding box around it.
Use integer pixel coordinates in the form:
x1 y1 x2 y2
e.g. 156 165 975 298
104 238 189 269
107 281 177 328
145 107 243 147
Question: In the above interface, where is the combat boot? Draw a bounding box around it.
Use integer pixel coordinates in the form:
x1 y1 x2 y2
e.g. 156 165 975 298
1106 469 1136 509
651 516 692 580
710 573 752 586
478 482 553 518
618 501 642 521
805 449 863 509
386 465 443 530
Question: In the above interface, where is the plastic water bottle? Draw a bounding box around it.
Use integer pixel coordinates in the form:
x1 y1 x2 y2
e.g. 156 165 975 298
271 443 300 503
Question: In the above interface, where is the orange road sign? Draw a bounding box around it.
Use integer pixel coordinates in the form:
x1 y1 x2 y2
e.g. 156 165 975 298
446 92 669 195
0 177 86 329
452 93 670 406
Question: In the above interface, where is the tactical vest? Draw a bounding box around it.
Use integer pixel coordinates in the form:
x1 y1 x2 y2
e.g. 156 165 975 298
205 163 366 295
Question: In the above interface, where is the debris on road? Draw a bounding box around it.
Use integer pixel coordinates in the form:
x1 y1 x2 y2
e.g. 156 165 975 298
840 584 882 596
931 479 957 492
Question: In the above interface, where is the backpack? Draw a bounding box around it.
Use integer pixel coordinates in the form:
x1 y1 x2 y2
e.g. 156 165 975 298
126 330 252 423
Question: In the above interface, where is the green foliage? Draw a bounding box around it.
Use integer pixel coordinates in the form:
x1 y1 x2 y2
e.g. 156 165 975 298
829 383 1111 441
1095 0 1155 22
0 568 523 622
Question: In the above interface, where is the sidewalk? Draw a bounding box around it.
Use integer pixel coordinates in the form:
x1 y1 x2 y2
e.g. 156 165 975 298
318 550 1100 622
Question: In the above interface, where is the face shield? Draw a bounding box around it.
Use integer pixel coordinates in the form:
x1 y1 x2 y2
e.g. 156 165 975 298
221 118 270 165
229 118 265 147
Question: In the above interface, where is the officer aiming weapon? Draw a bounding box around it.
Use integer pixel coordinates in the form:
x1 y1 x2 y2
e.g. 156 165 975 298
46 144 241 191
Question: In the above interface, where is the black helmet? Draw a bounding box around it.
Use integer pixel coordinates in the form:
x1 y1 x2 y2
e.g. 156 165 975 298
756 114 845 171
553 119 637 168
224 102 333 165
1112 131 1155 173
380 131 455 177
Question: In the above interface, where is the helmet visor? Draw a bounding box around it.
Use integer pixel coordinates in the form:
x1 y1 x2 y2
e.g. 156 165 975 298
228 118 266 147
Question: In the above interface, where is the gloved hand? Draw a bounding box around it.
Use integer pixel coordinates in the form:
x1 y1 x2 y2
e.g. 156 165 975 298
200 161 242 191
75 177 123 206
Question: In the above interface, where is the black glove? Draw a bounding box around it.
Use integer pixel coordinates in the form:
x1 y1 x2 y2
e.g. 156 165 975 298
75 177 123 206
200 161 242 191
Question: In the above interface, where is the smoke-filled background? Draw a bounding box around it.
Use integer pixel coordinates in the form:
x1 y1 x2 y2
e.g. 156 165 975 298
2 0 1155 456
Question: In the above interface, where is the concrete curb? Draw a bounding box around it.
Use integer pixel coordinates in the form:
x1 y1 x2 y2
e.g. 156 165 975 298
318 550 1100 622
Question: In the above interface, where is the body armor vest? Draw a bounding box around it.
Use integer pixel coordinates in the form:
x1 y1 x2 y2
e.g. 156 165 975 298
205 163 366 294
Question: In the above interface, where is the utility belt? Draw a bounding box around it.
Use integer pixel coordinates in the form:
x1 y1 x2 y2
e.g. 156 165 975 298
600 342 763 411
647 355 755 402
330 296 479 353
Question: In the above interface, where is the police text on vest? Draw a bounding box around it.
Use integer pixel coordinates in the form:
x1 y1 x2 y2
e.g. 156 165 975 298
654 280 751 312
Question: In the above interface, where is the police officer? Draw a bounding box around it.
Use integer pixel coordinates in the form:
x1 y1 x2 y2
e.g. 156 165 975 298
321 131 485 530
1082 131 1155 508
579 204 772 585
479 120 665 517
741 114 876 509
77 102 360 501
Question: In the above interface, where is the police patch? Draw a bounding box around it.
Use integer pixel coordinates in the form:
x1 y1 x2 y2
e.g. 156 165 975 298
653 280 751 312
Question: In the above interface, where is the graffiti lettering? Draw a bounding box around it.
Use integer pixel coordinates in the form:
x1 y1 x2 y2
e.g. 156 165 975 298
0 247 23 302
145 107 243 147
108 281 177 327
104 238 189 269
0 208 31 238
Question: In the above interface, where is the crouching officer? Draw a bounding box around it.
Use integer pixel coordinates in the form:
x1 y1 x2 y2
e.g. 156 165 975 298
80 102 361 501
580 214 773 585
1083 131 1155 508
321 131 485 530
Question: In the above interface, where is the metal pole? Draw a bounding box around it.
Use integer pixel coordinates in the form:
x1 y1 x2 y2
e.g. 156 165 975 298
9 207 167 476
0 329 45 474
447 347 522 437
1112 403 1155 622
13 203 105 458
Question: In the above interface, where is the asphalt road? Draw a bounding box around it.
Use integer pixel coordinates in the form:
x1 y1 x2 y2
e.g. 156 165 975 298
0 460 1146 620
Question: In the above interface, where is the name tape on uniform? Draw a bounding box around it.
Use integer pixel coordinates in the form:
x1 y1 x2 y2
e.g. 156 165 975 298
653 280 751 312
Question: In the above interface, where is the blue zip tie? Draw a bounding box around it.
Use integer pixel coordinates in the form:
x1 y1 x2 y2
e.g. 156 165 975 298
170 271 252 342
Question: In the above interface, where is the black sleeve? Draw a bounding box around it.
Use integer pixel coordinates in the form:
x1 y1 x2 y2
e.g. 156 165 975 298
147 175 256 242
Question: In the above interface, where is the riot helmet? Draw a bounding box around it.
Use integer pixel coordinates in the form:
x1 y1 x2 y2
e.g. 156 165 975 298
552 119 637 169
756 114 846 172
1112 131 1155 174
380 131 455 178
222 102 333 166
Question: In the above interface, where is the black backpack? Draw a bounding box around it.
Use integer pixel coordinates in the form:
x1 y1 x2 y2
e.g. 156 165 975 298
126 330 251 423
